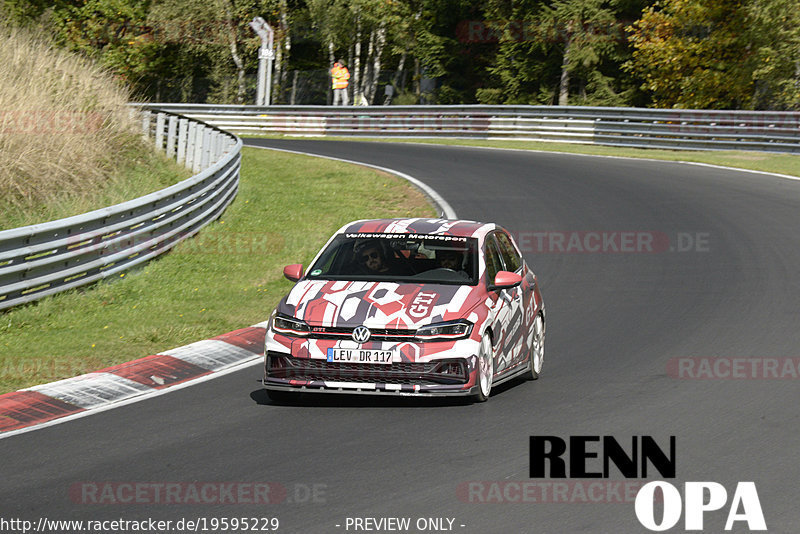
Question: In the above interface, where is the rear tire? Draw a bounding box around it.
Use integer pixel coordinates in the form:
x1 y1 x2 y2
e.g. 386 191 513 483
472 335 495 402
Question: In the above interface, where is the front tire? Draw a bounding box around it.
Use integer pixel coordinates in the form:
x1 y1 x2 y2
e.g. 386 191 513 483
473 335 495 402
525 314 545 380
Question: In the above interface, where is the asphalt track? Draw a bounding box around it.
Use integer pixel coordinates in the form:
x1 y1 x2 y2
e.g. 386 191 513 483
2 139 799 533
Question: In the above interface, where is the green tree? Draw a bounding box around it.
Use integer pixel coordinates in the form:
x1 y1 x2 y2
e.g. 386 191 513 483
747 0 800 110
542 0 618 105
1 0 74 26
478 0 646 106
414 0 483 104
39 0 178 101
148 0 264 103
626 0 753 109
307 0 407 104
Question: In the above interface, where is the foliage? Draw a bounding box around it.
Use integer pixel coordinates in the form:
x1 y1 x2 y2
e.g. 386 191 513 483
4 0 800 109
624 0 800 110
476 0 648 106
626 0 753 109
746 0 800 110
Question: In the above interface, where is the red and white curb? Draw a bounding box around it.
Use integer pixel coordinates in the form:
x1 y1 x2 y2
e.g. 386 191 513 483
0 321 268 439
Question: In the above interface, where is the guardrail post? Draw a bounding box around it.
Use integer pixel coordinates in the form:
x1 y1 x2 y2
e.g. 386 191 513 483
200 127 212 170
176 118 189 166
211 131 221 162
192 125 205 173
141 111 151 142
155 113 166 150
185 121 197 170
166 115 178 158
217 132 225 159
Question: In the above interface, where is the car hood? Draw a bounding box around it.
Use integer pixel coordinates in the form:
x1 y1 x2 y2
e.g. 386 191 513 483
277 280 485 329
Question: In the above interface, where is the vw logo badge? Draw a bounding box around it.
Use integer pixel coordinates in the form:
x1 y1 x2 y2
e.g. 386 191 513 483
352 325 371 343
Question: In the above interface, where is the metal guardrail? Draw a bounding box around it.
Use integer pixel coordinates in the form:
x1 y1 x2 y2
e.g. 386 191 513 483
0 110 241 311
138 104 800 154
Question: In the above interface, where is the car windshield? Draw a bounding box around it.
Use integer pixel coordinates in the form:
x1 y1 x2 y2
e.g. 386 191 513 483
306 233 479 285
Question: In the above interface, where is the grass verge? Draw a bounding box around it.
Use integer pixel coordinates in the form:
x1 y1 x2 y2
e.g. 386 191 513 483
247 135 800 178
0 146 435 394
0 147 192 230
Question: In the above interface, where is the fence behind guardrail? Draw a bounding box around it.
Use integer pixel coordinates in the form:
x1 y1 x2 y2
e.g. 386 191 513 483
138 104 800 154
0 110 241 311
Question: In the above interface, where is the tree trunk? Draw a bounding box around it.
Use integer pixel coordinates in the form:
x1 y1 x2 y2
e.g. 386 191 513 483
366 24 387 104
353 15 362 105
393 49 407 91
274 41 283 104
275 0 291 103
558 34 572 106
414 56 421 101
328 40 335 105
361 29 375 103
795 59 800 87
290 70 298 105
220 0 246 103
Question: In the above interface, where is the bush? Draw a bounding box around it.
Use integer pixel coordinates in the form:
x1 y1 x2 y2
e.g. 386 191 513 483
434 85 464 105
475 88 504 105
392 92 419 105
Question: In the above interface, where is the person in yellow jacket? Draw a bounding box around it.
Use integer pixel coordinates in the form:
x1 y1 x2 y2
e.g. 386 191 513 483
331 59 350 106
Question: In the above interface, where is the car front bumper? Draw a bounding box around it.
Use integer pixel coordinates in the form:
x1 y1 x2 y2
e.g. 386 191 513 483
263 332 482 396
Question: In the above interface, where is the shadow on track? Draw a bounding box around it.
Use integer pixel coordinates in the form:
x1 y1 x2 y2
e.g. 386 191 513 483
249 377 525 408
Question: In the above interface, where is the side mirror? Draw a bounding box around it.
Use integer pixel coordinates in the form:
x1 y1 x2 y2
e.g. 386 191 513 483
492 270 522 290
283 264 303 282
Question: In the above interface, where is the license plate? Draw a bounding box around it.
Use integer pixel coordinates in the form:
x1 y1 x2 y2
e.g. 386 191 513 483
326 348 395 365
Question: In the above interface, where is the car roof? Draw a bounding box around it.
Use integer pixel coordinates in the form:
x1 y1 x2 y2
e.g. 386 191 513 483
337 218 497 240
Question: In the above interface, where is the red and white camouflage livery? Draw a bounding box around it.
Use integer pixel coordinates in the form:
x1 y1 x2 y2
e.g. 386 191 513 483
263 218 545 402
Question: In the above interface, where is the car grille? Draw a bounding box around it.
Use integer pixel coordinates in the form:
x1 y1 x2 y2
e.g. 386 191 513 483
266 352 468 385
307 326 416 343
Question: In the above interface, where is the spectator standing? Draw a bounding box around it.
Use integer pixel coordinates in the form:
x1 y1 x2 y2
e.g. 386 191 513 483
330 59 350 106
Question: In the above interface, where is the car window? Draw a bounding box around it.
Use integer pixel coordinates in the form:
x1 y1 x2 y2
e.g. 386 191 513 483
306 234 479 285
484 236 503 284
495 231 522 272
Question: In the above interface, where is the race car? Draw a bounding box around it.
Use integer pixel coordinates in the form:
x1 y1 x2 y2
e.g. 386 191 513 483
263 218 545 402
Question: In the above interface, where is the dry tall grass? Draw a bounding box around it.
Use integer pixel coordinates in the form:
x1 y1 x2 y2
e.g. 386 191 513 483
0 24 141 210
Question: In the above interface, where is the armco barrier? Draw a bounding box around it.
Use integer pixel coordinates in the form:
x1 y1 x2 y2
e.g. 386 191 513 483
137 104 800 154
0 110 241 311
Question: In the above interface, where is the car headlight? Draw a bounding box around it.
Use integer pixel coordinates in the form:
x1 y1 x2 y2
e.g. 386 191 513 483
272 314 311 337
415 320 473 341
